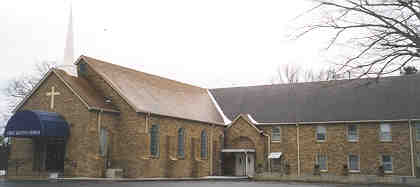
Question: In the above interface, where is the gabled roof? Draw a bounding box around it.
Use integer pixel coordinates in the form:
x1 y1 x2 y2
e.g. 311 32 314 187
210 74 420 123
227 114 262 134
78 55 224 125
13 69 118 113
54 69 119 113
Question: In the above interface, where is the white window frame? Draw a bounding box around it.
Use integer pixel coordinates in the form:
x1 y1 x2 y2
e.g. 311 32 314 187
379 123 392 142
347 124 359 142
271 127 281 142
316 153 328 172
381 155 393 173
416 123 420 142
348 154 360 172
316 126 327 142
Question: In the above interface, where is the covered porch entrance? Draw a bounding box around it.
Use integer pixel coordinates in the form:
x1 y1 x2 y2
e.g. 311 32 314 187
221 149 255 177
4 110 69 174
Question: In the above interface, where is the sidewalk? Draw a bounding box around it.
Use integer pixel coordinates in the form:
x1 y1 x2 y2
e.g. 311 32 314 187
253 174 420 186
56 176 249 182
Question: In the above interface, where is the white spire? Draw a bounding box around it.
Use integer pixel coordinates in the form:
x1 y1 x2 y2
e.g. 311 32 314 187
61 1 77 76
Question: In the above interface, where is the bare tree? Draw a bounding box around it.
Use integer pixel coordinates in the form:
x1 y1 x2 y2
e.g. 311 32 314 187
297 0 420 78
4 61 57 110
271 64 343 84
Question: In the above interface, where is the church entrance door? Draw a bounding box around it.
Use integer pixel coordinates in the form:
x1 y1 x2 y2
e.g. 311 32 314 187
235 153 245 176
45 138 65 172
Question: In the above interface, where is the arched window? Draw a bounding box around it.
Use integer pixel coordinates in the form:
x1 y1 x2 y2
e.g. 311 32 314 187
219 135 224 149
150 125 159 156
177 128 185 158
201 130 207 159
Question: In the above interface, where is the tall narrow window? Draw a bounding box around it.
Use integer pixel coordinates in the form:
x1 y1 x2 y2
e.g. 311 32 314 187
316 126 326 141
347 125 359 142
177 128 185 158
348 154 360 171
416 124 420 141
99 128 108 156
271 127 281 141
219 135 224 149
382 155 393 173
380 124 392 141
201 130 207 159
316 153 328 171
150 125 159 156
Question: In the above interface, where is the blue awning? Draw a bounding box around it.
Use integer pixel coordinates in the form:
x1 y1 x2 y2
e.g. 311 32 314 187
4 110 69 138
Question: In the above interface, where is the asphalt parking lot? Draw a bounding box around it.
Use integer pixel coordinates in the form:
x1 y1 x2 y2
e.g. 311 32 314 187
0 180 415 187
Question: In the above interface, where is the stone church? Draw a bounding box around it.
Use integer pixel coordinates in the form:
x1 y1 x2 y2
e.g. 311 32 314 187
5 55 420 178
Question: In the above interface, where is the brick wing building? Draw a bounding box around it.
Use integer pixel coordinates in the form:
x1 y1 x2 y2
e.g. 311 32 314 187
4 55 420 178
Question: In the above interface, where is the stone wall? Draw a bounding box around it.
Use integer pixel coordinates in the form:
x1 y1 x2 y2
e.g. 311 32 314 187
257 122 414 177
8 72 107 177
224 117 267 173
259 125 298 175
79 60 224 178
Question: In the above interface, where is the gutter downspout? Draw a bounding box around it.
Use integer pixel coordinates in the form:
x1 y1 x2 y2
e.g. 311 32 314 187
409 119 415 177
210 124 214 176
145 112 151 133
98 109 103 137
262 132 271 172
296 123 301 177
97 109 105 170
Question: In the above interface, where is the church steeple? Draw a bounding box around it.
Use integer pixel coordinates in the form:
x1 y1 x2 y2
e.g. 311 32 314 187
61 1 77 75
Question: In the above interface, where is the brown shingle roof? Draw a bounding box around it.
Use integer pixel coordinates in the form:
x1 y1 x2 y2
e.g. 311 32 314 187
54 69 119 112
79 56 224 125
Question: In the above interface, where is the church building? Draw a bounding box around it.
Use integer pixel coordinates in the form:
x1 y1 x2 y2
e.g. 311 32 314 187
4 55 420 178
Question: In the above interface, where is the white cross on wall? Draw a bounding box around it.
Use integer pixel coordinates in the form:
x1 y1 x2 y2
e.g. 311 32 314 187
46 86 60 109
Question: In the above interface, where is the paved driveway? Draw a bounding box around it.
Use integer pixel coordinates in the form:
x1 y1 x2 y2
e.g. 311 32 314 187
0 181 413 187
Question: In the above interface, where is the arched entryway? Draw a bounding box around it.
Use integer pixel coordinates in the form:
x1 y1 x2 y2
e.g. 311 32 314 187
4 110 69 174
222 136 256 177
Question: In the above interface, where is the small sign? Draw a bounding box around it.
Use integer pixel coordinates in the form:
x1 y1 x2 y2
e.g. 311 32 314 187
49 172 59 179
268 152 282 159
6 130 40 136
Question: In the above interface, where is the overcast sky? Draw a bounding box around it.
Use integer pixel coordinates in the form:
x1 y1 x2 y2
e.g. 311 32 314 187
0 0 338 124
0 0 335 88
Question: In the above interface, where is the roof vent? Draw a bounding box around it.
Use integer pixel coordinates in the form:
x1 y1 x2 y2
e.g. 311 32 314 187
104 97 112 104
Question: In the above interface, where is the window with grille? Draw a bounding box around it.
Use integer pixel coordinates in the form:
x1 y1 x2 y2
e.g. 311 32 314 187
272 127 281 141
380 124 392 141
316 153 328 171
177 128 185 158
201 130 207 159
150 125 159 156
347 125 358 141
382 155 393 173
348 154 360 171
316 126 326 141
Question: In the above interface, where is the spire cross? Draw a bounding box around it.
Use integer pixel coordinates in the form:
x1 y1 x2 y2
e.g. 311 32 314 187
46 86 60 109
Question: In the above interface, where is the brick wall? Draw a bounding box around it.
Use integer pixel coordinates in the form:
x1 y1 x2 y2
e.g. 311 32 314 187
79 60 224 178
8 72 105 177
257 123 413 177
225 117 267 173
